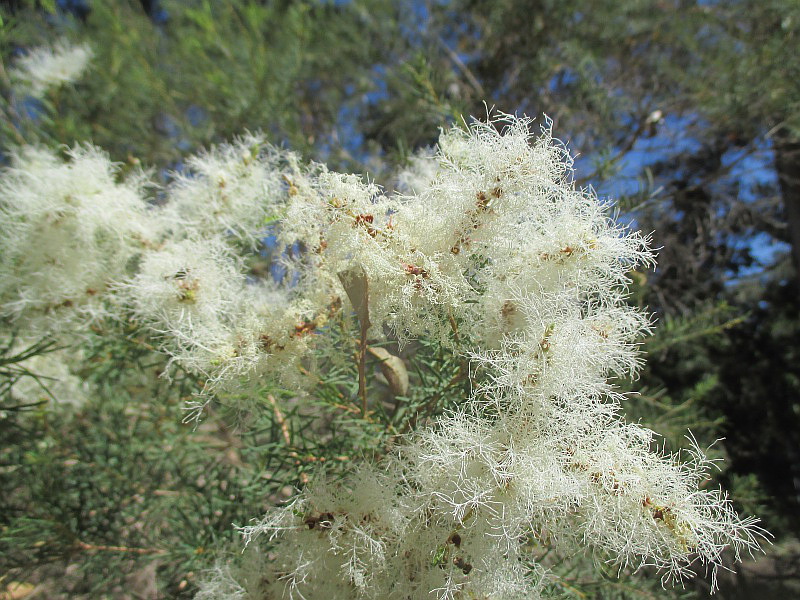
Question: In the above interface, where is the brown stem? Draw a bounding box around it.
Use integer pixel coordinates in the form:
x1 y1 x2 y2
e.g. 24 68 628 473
268 394 291 446
448 309 461 343
358 332 368 417
74 540 165 555
288 451 349 463
337 267 371 417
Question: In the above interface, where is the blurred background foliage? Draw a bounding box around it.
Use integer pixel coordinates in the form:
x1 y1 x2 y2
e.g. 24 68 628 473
1 0 798 598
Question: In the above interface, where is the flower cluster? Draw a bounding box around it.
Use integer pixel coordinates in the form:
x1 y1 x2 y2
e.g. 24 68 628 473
0 112 765 597
2 338 92 407
0 144 155 334
162 134 286 245
9 40 93 99
210 418 758 600
193 115 763 599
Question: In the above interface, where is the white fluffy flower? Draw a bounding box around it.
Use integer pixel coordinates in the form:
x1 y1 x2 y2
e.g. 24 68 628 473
196 114 765 599
276 115 653 352
121 236 340 404
0 145 156 334
5 342 92 406
223 410 762 599
10 40 92 98
0 105 762 597
163 134 286 245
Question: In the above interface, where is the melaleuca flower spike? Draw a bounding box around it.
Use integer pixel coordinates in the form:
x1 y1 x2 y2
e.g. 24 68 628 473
195 113 766 599
0 144 156 335
0 102 763 598
9 39 93 99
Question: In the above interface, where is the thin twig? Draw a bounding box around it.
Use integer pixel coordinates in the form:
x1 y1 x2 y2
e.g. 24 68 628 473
296 365 368 418
267 394 291 446
74 540 166 555
437 36 485 98
358 334 368 417
448 308 461 343
288 451 349 463
402 364 467 433
575 120 646 187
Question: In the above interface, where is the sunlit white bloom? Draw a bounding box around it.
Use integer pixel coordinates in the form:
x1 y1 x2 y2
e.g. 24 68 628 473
121 236 340 408
277 114 653 352
0 105 764 597
10 40 93 98
223 408 762 600
394 147 439 195
0 145 155 334
197 114 765 599
163 134 286 245
5 343 91 406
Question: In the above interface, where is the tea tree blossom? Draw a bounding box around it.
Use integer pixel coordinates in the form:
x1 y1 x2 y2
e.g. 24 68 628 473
162 134 286 245
120 236 336 402
0 144 155 334
217 414 759 599
0 110 765 598
3 340 92 406
194 115 763 599
9 40 93 99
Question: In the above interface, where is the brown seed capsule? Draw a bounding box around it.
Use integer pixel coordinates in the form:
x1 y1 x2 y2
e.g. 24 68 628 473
259 334 274 351
501 300 516 321
403 263 428 277
318 512 335 529
354 213 374 225
453 556 472 575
